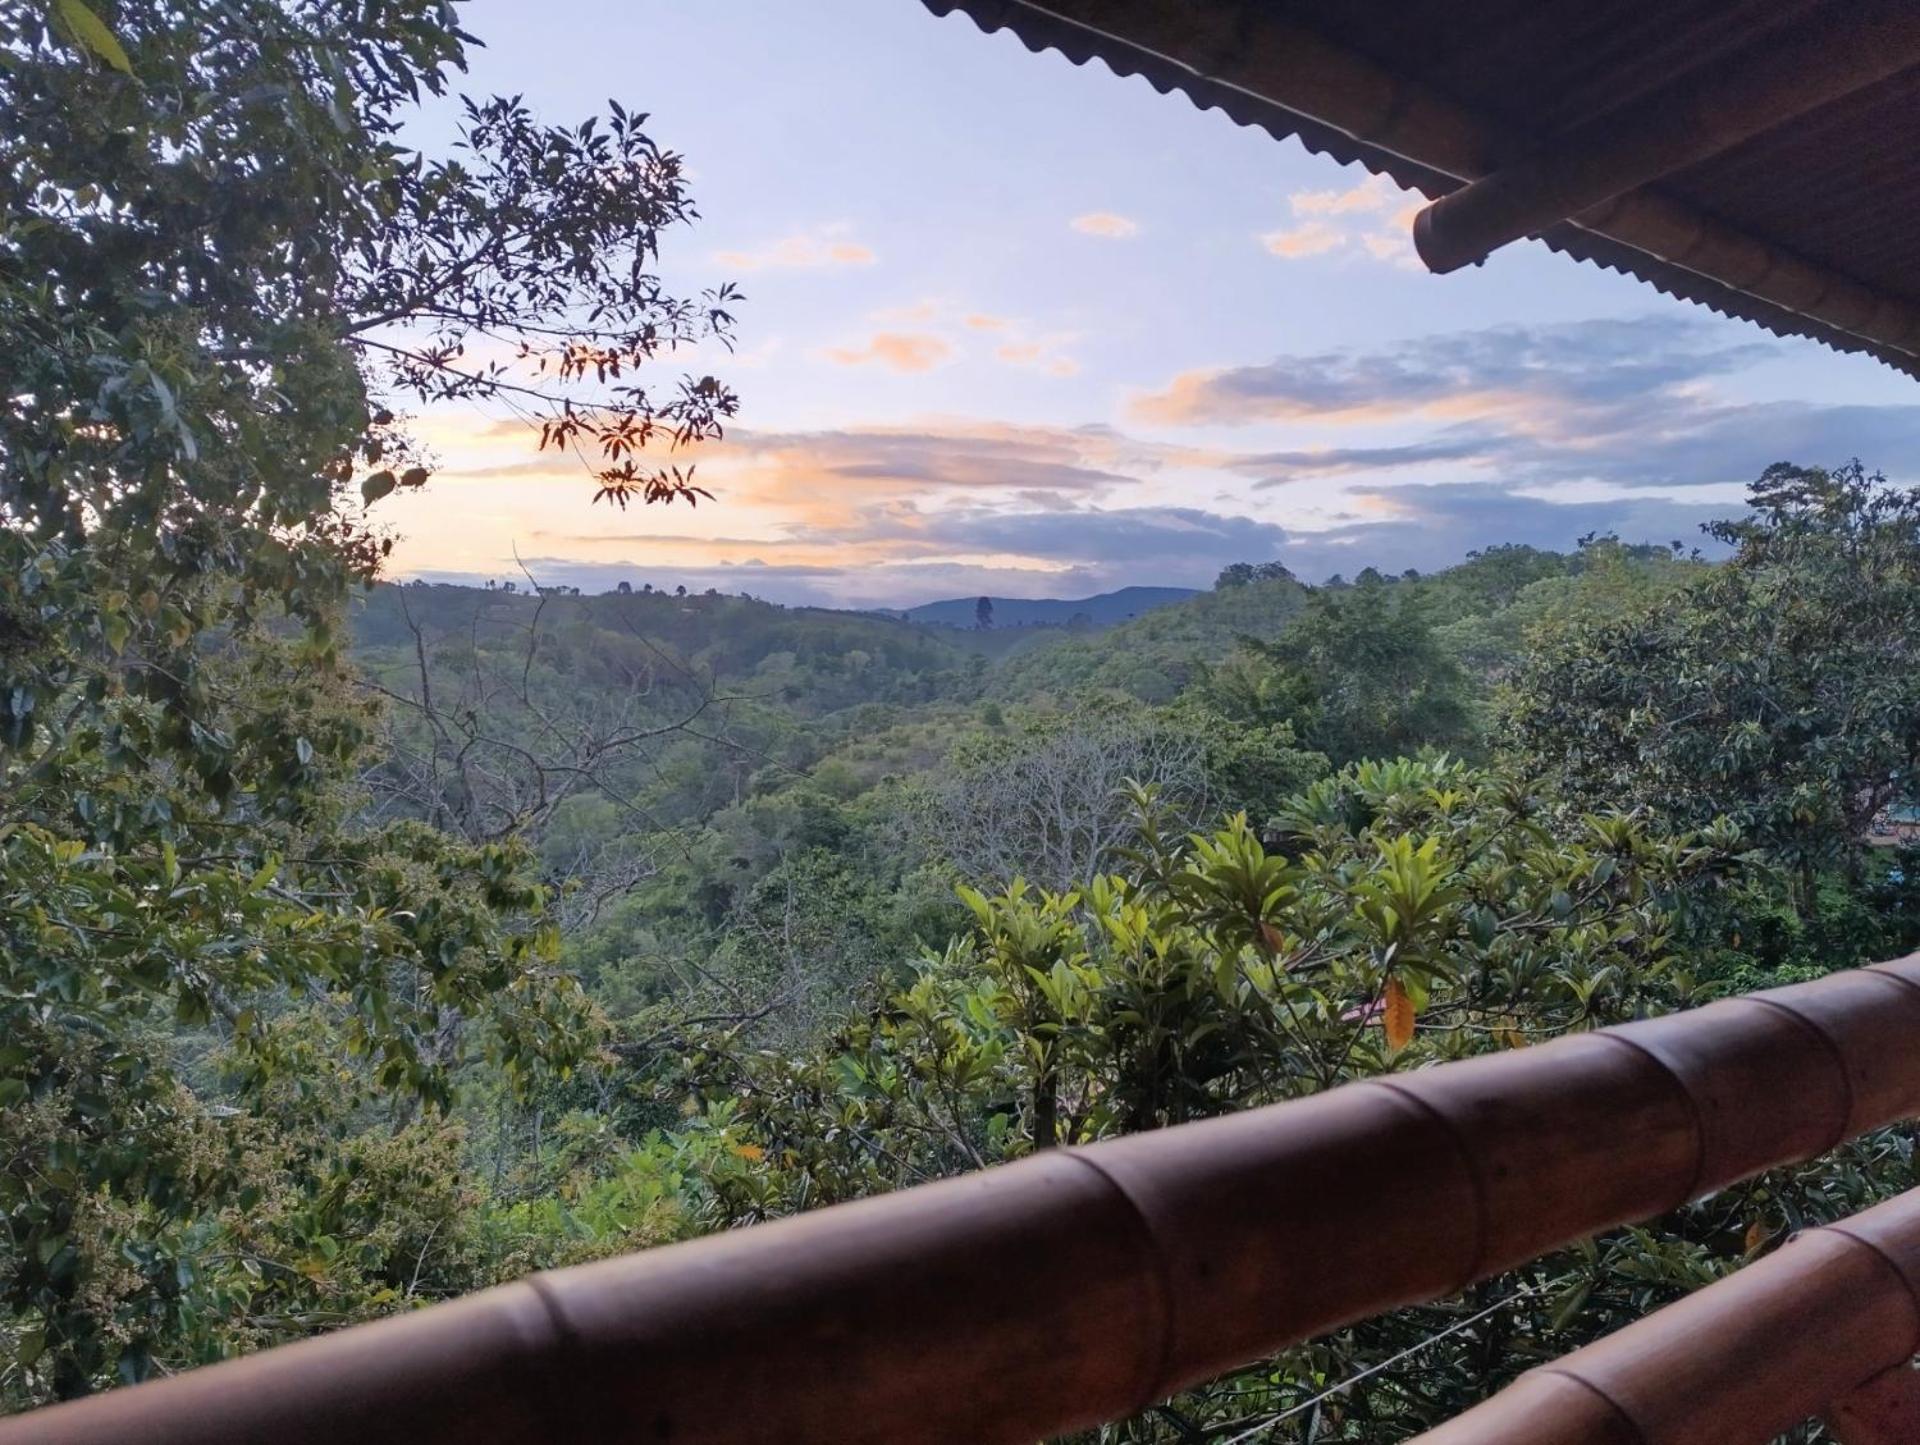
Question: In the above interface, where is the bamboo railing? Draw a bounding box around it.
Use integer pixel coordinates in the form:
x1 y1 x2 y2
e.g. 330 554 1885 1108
1413 1186 1920 1443
10 956 1920 1445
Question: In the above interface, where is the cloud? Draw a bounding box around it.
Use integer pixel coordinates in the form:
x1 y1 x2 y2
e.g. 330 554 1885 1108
1266 482 1732 583
1071 211 1140 238
836 301 1079 377
469 503 1296 607
1262 221 1346 258
392 313 1920 609
1258 172 1423 268
497 484 1729 605
1133 314 1779 428
995 340 1081 377
1289 174 1402 217
871 298 943 324
1131 314 1920 499
822 332 954 372
1235 438 1516 484
408 420 1272 605
713 225 876 271
917 505 1291 569
667 420 1182 537
418 471 1747 605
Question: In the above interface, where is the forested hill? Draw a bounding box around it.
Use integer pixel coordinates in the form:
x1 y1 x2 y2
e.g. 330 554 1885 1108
350 580 1010 710
352 540 1699 726
893 584 1197 629
343 540 1701 873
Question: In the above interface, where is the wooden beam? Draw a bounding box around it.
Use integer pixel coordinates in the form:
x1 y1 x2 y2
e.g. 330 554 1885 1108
1414 0 1920 273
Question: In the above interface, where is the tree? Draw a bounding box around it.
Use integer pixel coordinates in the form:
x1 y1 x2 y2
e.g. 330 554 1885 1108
0 0 735 1398
1506 462 1920 881
1215 561 1295 589
916 706 1212 890
975 595 995 630
1433 536 1697 681
1231 573 1477 764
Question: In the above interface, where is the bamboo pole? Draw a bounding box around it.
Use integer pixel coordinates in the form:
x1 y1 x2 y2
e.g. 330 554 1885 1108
1410 1186 1920 1444
9 958 1920 1445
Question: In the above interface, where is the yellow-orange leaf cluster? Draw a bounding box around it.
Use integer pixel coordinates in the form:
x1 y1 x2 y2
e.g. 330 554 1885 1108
1383 977 1416 1050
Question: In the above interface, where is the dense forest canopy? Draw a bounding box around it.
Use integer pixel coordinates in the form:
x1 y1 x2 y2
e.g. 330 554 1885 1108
6 4 1920 1442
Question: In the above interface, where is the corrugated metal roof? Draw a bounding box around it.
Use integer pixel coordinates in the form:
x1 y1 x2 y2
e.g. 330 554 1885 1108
921 0 1920 380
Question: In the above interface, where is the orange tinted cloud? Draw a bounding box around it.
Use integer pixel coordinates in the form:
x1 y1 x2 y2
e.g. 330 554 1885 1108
668 418 1254 538
823 332 954 372
1071 211 1139 238
1260 173 1424 268
1289 172 1399 216
1261 221 1345 258
1134 366 1530 427
992 342 1082 377
713 227 876 271
380 416 1192 577
872 298 943 324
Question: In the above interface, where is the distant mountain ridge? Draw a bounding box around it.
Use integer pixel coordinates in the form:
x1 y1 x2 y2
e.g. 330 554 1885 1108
890 585 1198 630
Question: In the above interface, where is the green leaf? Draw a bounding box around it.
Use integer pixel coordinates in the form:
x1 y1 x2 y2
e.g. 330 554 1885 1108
1548 1280 1592 1331
54 0 133 75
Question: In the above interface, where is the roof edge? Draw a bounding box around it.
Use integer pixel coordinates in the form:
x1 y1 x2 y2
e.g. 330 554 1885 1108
924 0 1920 379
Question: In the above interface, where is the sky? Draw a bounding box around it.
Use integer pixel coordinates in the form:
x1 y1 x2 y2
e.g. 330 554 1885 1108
377 0 1920 608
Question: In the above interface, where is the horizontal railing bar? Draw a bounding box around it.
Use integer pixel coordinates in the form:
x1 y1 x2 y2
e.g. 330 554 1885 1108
1408 1185 1920 1444
1826 1354 1920 1444
9 955 1920 1445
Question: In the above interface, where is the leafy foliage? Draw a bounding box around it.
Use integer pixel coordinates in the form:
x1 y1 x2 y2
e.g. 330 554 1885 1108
0 0 732 1401
1225 571 1477 764
642 764 1893 1438
1508 463 1920 876
689 761 1736 1178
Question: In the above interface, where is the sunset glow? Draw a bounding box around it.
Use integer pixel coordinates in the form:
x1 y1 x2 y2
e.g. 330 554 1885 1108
386 0 1920 607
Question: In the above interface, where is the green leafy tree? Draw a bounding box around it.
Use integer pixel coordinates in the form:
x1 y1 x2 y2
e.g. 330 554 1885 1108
0 0 736 1400
1215 560 1297 589
1434 536 1698 680
1230 573 1478 764
1506 462 1920 883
